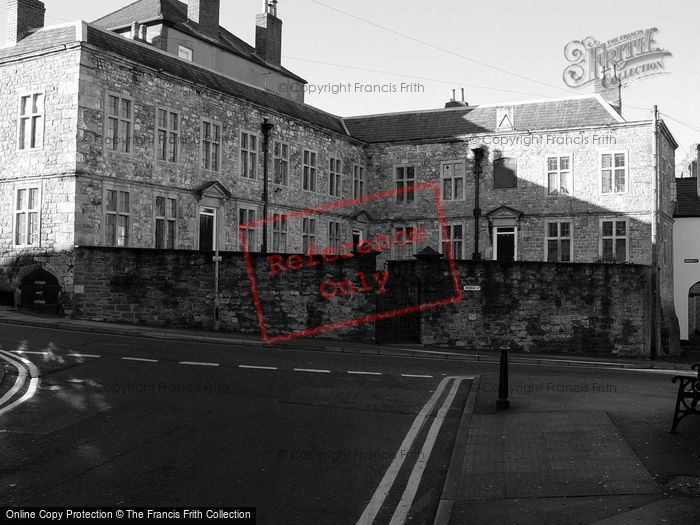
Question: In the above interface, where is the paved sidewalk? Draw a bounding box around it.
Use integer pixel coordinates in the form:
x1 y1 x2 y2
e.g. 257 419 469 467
0 308 697 371
437 369 700 525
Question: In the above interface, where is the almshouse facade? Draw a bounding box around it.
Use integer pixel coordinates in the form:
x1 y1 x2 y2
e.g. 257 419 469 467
0 0 680 353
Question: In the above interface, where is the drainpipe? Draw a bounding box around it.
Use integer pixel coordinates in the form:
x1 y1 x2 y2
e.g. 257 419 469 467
471 147 485 260
651 106 659 359
261 119 274 254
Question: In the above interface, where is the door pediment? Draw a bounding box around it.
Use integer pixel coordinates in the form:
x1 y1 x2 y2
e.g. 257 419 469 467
485 206 522 227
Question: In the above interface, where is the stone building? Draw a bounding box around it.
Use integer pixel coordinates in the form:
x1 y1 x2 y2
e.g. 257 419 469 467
0 0 680 352
673 167 700 342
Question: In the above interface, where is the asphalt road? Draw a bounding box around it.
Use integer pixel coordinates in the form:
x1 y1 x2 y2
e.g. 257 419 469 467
0 324 698 524
0 325 474 524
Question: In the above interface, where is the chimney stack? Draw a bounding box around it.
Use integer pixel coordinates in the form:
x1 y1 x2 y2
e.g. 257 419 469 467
6 0 45 46
594 76 622 116
187 0 220 40
445 88 468 108
256 0 282 67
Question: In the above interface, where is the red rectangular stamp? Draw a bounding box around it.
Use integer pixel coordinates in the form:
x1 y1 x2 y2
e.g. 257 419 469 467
240 182 462 344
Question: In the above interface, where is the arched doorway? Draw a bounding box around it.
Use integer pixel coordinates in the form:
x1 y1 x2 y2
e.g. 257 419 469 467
688 282 700 342
20 268 60 315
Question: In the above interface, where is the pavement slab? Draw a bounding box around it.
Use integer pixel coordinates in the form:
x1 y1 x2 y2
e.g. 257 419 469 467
458 411 660 502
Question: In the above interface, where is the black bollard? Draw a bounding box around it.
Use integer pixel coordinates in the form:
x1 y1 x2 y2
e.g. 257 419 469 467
497 345 510 410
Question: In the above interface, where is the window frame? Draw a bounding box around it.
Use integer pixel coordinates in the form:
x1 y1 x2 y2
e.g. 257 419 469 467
154 195 178 249
201 118 222 172
17 92 45 152
391 224 417 260
440 222 465 259
546 154 574 196
599 217 629 262
353 164 366 199
441 160 466 201
599 151 629 195
544 219 574 262
328 220 342 251
155 107 180 164
329 157 342 197
239 207 258 252
273 140 290 186
302 217 317 253
13 185 41 247
104 187 131 247
104 92 134 155
272 213 289 253
240 130 259 180
302 149 318 192
395 164 417 203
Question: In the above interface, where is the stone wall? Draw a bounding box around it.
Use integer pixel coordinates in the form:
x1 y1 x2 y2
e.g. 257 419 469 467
70 246 376 342
384 257 653 357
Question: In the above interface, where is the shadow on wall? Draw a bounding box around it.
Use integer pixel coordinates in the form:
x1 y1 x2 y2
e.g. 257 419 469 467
363 149 679 357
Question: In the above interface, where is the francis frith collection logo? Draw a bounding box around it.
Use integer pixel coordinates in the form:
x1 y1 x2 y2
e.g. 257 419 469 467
563 28 672 88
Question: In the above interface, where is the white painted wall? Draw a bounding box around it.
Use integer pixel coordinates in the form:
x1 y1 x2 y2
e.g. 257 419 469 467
673 216 700 339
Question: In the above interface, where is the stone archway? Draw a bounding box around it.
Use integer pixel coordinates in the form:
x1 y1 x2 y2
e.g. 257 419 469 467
19 268 61 315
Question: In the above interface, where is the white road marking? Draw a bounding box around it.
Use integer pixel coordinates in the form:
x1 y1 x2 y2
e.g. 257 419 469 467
239 365 278 371
616 368 697 376
66 353 102 358
0 350 40 417
401 374 434 379
122 357 159 363
294 368 332 374
179 361 220 367
348 371 382 376
10 351 50 356
390 378 464 525
356 376 455 525
0 350 28 408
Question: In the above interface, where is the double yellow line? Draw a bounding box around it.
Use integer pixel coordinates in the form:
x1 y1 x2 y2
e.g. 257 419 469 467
0 349 40 417
357 376 472 525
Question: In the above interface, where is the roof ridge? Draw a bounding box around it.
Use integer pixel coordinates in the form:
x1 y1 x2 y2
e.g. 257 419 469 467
344 94 614 121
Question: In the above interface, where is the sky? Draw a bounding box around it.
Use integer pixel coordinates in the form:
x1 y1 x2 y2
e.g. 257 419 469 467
1 0 699 164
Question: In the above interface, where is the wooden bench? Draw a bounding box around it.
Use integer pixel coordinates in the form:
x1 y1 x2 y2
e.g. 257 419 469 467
670 363 700 433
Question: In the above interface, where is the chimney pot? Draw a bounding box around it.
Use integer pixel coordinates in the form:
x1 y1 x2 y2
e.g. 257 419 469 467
6 0 45 46
445 88 468 108
256 1 283 66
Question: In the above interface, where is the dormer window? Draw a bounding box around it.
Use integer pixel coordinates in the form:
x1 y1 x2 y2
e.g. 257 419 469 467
178 45 193 61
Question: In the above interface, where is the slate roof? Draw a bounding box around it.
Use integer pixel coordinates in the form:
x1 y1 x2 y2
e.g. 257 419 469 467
0 24 634 145
0 24 77 60
92 0 305 83
675 178 700 217
84 24 346 134
344 97 625 143
0 24 347 135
